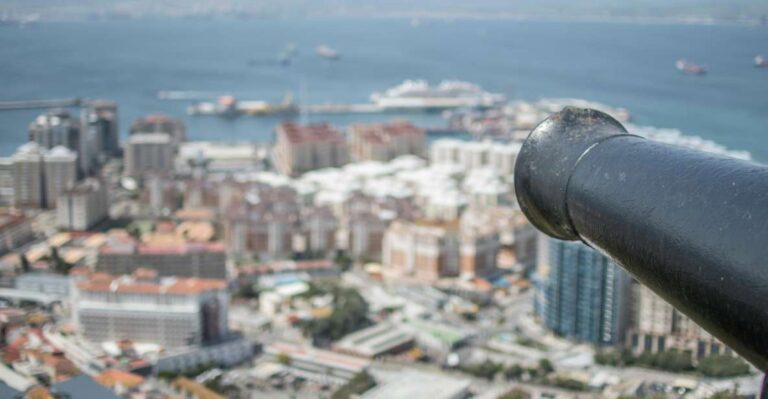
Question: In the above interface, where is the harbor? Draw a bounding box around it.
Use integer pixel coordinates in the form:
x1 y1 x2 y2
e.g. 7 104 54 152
183 80 508 118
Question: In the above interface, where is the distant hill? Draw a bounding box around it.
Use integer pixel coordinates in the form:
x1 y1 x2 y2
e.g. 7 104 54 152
2 0 767 23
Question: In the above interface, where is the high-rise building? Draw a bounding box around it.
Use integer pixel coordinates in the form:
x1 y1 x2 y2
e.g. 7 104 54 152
533 236 632 345
274 122 348 176
0 157 14 206
57 178 108 231
28 109 93 175
348 121 426 162
124 133 174 178
628 282 730 360
11 142 46 208
9 143 77 209
83 100 119 158
43 146 78 209
130 114 186 150
28 109 80 153
73 270 228 348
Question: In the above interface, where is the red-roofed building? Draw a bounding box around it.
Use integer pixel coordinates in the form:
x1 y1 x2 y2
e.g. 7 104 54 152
274 122 348 176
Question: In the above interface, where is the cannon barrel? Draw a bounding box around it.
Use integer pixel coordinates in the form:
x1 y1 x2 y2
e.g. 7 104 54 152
514 107 768 370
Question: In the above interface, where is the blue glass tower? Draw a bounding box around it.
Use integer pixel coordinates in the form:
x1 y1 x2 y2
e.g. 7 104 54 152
533 236 631 345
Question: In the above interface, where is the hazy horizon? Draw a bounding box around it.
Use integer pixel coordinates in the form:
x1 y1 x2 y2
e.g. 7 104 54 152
2 0 768 23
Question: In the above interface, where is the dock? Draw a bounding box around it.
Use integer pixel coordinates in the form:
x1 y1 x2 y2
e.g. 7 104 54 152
300 103 383 115
0 97 86 111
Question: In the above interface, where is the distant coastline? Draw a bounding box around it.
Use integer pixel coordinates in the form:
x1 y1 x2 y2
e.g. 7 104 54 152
2 9 767 27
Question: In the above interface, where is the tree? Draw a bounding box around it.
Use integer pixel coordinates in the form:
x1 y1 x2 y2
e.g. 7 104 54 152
334 252 353 272
276 352 292 366
504 364 525 381
461 360 504 380
707 390 739 399
51 247 74 275
538 358 555 375
699 355 751 377
19 253 31 273
331 371 376 399
498 388 531 399
302 285 369 344
553 377 588 391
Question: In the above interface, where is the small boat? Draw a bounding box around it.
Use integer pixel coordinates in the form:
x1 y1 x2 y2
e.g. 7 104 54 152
755 55 768 68
278 43 298 66
676 59 707 75
316 45 340 60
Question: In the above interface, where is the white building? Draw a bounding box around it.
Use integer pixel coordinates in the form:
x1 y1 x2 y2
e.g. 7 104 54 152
43 146 78 209
73 270 229 348
628 282 731 360
11 142 46 208
124 133 173 178
430 139 521 176
9 143 77 209
57 178 108 231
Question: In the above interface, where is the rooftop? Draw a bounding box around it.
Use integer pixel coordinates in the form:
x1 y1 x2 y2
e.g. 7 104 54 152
94 369 145 389
127 132 172 144
278 122 344 144
362 369 470 399
77 271 226 295
266 342 371 372
333 322 415 358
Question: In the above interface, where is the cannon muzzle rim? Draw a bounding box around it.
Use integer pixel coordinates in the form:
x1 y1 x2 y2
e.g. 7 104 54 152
514 106 636 240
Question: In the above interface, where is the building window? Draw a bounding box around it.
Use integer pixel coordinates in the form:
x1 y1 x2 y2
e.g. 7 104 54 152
644 335 653 352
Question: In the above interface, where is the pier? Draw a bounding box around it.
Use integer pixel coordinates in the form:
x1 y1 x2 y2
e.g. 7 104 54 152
0 97 86 111
300 103 383 115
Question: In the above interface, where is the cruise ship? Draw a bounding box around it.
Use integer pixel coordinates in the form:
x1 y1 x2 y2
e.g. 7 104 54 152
370 80 505 111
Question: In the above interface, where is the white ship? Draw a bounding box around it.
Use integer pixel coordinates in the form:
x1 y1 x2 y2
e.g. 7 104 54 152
755 55 768 68
316 45 340 60
370 80 505 111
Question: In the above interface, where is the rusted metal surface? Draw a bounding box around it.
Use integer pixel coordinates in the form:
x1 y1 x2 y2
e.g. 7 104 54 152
515 107 768 370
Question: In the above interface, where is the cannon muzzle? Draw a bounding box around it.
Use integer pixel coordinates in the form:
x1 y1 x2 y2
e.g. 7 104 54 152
515 107 768 370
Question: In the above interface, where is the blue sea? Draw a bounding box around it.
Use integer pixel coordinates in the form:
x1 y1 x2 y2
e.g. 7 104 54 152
1 18 767 160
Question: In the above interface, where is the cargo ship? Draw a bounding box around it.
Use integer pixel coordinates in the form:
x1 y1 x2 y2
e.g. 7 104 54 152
187 95 298 117
370 80 505 111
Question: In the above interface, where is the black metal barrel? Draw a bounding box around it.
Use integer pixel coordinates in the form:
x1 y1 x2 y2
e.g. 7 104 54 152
514 107 768 370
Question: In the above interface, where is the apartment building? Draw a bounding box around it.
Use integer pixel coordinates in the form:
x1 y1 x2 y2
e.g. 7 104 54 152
348 121 426 162
274 122 348 176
